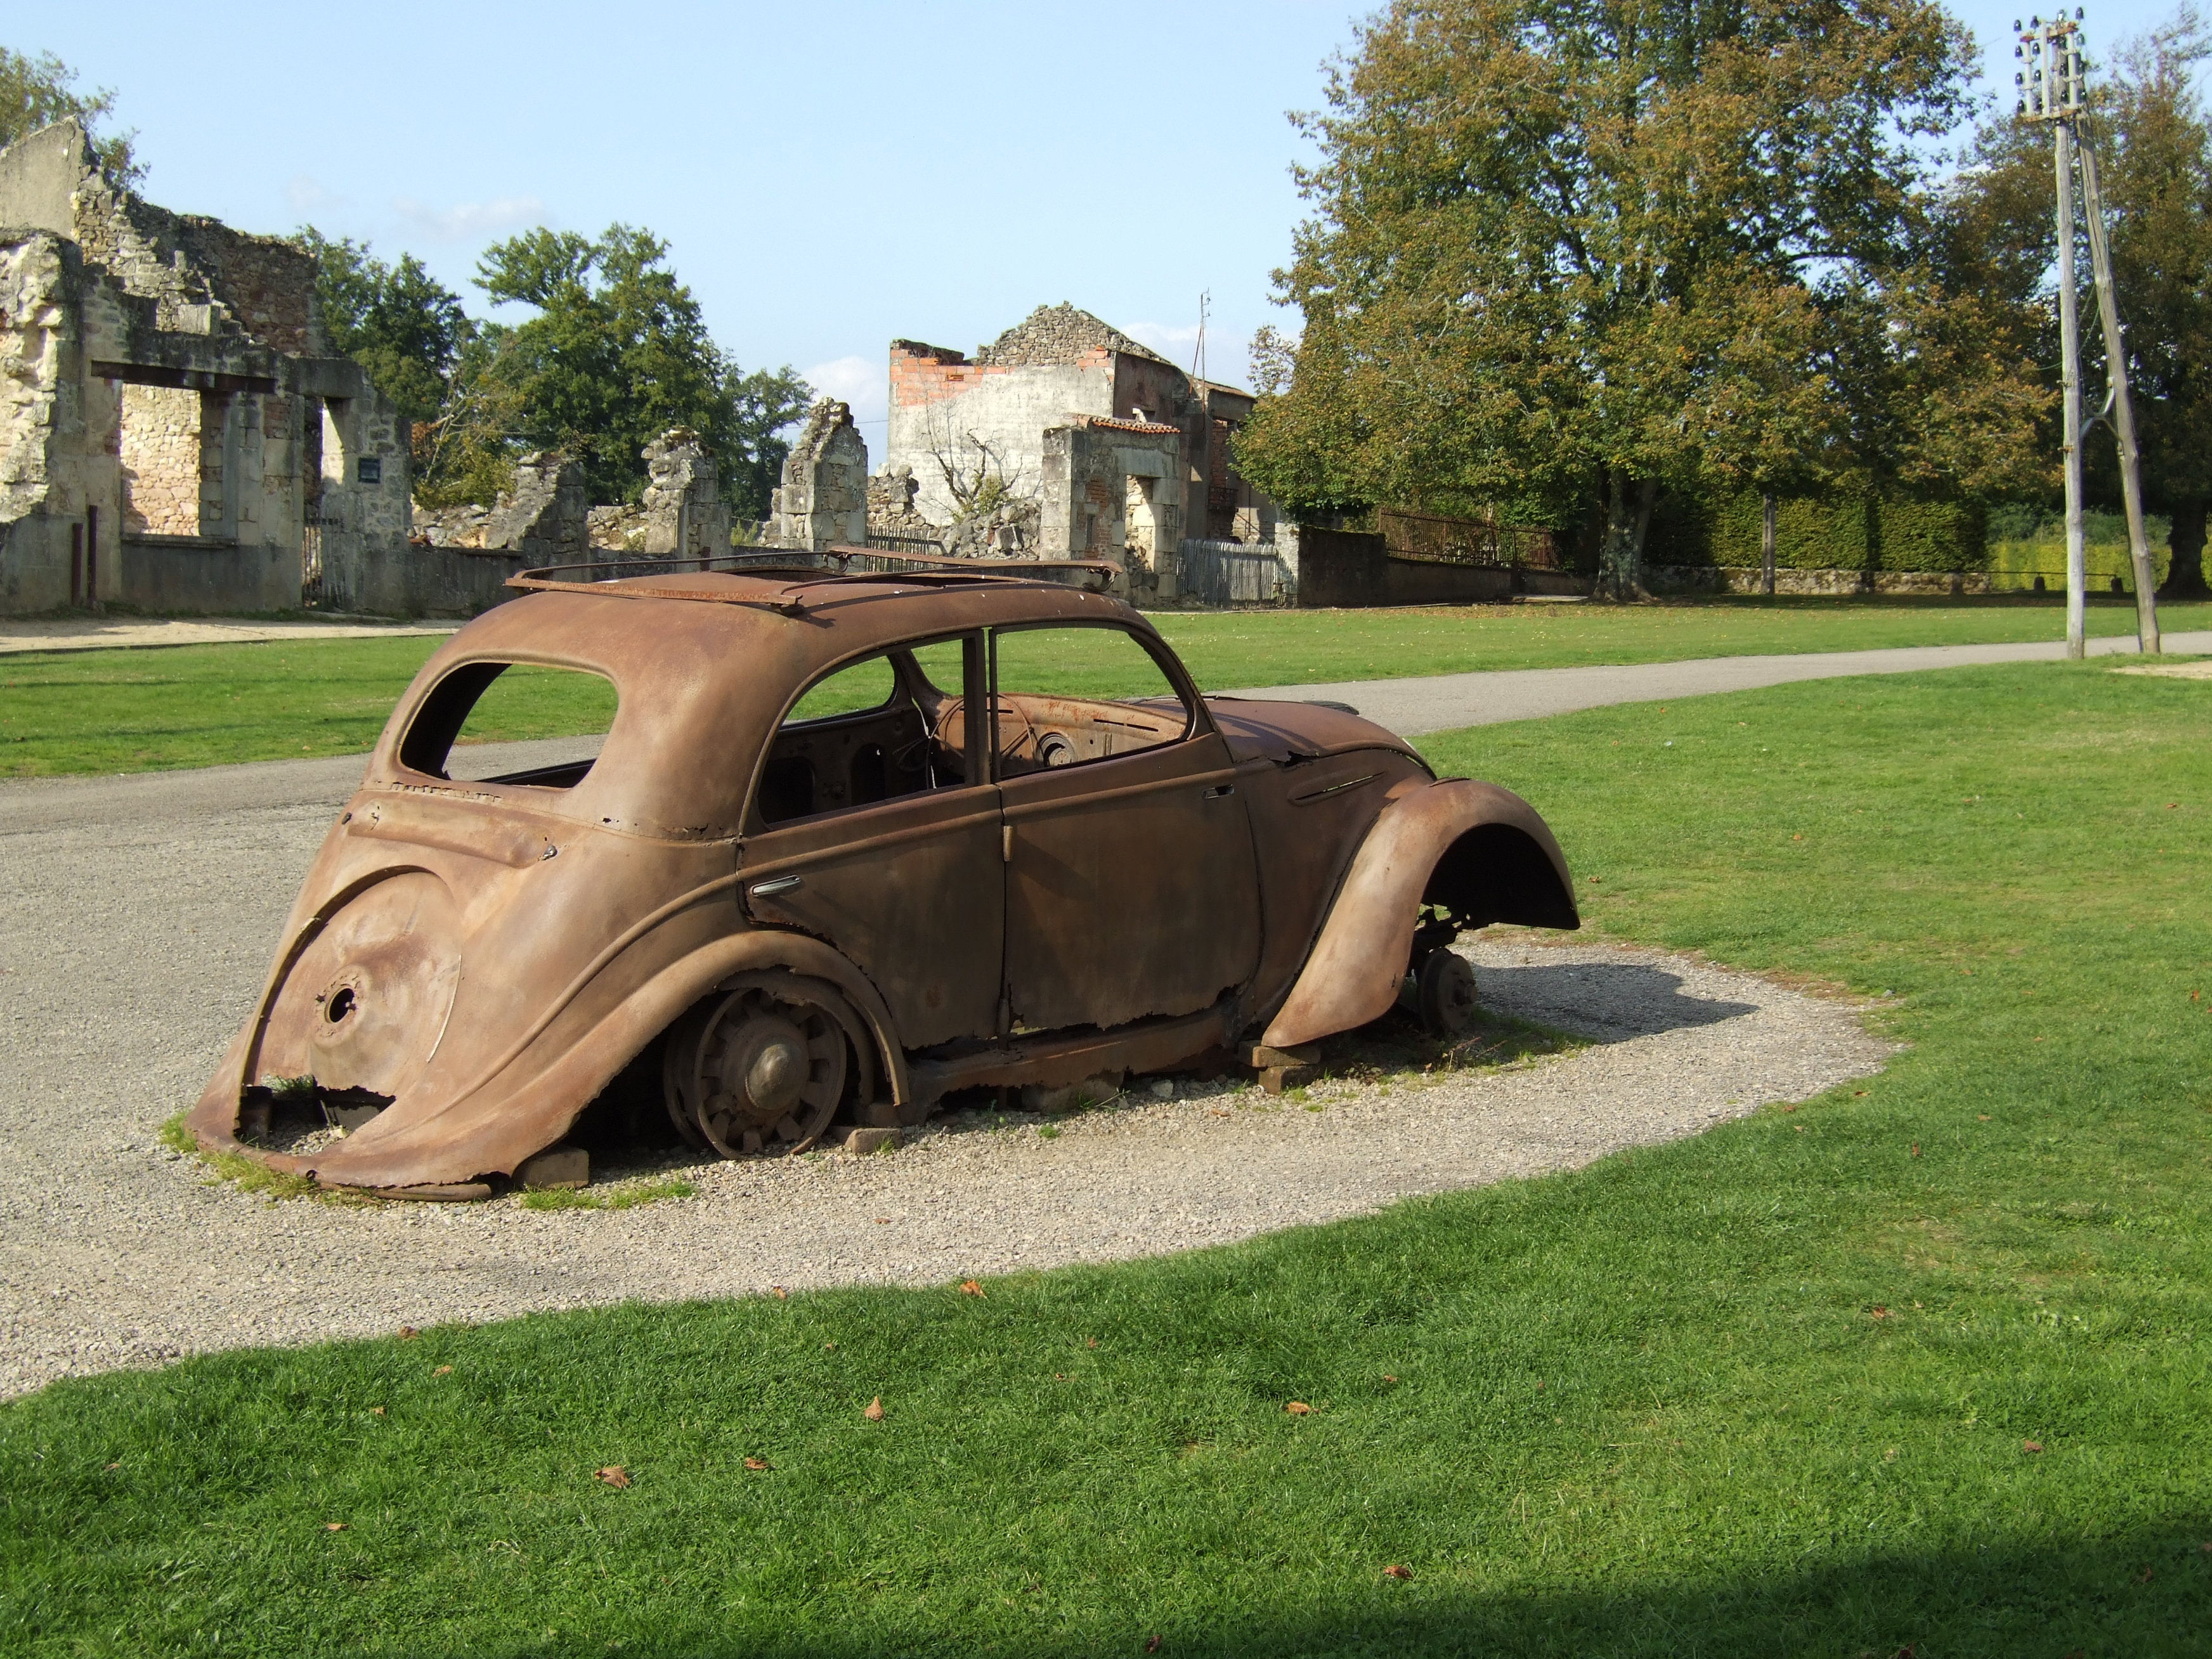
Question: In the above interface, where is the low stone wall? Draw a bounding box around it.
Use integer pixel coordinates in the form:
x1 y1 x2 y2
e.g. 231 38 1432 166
1645 564 1997 597
120 537 299 613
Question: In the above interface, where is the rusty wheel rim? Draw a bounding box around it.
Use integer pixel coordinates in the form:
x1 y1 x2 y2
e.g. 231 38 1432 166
690 983 847 1158
1417 949 1479 1037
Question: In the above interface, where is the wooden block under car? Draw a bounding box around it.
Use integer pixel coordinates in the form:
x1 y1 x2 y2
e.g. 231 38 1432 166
1259 1064 1320 1095
514 1144 590 1190
1247 1043 1321 1070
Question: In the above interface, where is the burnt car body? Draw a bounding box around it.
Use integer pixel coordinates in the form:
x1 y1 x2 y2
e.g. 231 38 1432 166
190 553 1578 1195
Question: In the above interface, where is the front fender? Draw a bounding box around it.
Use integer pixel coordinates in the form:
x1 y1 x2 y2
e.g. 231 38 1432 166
192 929 911 1192
1260 778 1578 1050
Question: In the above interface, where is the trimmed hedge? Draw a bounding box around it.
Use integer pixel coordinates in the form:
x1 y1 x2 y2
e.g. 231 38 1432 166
1648 488 1988 573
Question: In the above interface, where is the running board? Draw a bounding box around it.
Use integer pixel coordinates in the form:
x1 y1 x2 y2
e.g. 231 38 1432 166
874 1001 1240 1124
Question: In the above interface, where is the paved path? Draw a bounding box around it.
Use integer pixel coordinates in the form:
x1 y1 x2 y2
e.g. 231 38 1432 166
0 616 456 656
1223 629 2212 734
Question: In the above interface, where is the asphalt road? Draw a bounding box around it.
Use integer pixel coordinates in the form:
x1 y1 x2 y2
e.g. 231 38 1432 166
1224 628 2212 733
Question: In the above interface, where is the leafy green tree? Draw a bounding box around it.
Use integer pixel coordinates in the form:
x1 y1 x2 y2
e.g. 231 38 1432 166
0 48 138 183
296 228 469 425
1238 0 2045 595
469 224 809 516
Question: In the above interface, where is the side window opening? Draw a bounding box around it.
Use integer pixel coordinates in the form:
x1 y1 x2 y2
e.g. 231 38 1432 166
754 635 978 828
398 662 619 786
989 625 1194 777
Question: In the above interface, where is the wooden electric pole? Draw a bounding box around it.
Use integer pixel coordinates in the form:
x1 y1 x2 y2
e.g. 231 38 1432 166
2078 128 2163 651
2017 10 2163 656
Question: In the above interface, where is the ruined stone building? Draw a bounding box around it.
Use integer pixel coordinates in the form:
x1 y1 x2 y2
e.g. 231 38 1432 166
882 304 1277 597
0 120 414 616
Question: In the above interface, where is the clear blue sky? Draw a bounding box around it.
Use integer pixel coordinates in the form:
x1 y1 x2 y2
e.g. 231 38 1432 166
30 1 2192 451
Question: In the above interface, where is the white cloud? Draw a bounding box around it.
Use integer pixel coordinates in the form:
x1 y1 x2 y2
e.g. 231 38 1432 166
389 194 548 243
801 353 888 434
285 174 345 218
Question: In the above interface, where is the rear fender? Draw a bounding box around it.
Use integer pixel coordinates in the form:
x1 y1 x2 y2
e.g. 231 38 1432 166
191 931 910 1190
1259 779 1578 1050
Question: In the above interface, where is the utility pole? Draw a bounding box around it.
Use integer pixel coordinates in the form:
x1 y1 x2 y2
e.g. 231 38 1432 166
2016 10 2162 656
2019 13 2088 660
2078 124 2163 651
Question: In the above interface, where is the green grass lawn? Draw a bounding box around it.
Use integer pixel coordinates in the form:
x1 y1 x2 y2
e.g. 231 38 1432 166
4 661 2207 1655
4 594 2208 777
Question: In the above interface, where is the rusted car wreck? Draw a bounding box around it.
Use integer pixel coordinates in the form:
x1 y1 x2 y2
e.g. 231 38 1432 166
190 552 1578 1197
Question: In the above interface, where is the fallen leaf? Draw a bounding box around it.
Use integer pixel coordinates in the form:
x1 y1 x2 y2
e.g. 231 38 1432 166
1781 1103 1798 1113
743 1457 770 1471
324 1522 348 1532
824 1341 836 1351
959 1280 986 1298
1382 1564 1413 1580
1792 833 1804 842
594 1466 631 1488
864 1397 885 1422
2137 1566 2154 1584
1145 1638 1163 1654
2168 802 2180 809
1870 1306 1890 1319
1978 1114 1991 1121
1383 1374 1399 1384
433 1365 452 1376
1911 1143 1921 1157
770 1286 788 1299
1854 1090 1868 1097
105 1461 120 1471
370 1407 386 1417
1892 1648 1916 1659
1284 1400 1313 1415
1086 1337 1098 1349
2023 1440 2043 1454
873 1217 890 1225
398 1327 417 1341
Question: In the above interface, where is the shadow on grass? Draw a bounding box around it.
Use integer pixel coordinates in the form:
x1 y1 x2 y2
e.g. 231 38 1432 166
403 1522 2211 1658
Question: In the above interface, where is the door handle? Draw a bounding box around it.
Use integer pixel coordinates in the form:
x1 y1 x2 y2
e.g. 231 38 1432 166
749 875 803 899
1202 783 1235 800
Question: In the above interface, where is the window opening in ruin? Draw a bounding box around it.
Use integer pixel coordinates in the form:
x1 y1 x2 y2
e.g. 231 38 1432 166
117 383 206 538
398 663 619 787
988 625 1193 777
1125 475 1158 564
755 636 979 827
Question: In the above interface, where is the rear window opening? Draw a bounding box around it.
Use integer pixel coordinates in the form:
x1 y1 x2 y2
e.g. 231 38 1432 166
399 662 620 786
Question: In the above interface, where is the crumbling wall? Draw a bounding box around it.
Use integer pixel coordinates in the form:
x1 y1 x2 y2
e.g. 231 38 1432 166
866 465 937 543
1038 417 1185 595
769 401 869 551
641 428 731 557
413 451 585 563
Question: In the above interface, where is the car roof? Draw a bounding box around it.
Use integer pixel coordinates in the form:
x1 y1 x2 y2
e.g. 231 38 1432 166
363 556 1181 840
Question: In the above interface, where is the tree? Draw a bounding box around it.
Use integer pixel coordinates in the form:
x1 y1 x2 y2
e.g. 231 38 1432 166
0 48 138 183
1237 0 2045 596
469 224 809 517
296 228 469 425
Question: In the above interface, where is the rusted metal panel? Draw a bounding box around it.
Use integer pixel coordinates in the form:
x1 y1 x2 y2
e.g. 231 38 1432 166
1001 731 1261 1033
1261 778 1578 1050
190 557 1578 1198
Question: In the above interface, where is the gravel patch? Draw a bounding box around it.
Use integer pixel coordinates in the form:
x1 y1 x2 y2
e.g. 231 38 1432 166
0 761 1890 1400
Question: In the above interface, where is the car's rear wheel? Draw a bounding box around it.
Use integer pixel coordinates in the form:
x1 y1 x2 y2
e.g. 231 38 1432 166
667 973 852 1157
1414 947 1479 1038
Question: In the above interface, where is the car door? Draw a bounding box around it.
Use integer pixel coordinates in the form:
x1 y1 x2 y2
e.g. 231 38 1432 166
992 621 1262 1033
739 632 1003 1050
